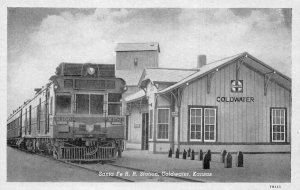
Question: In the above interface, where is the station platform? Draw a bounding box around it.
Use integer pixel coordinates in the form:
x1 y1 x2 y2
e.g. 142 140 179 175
114 149 290 182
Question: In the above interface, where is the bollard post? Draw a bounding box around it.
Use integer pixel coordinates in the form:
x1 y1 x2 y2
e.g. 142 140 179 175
191 150 195 160
220 150 227 163
118 148 122 157
183 149 187 159
203 153 210 169
175 148 179 158
224 152 232 168
168 148 172 158
236 151 243 167
198 149 203 161
207 149 211 161
188 148 191 157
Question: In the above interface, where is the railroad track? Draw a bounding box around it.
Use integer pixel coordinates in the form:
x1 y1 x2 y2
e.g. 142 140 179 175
8 146 205 182
9 147 134 182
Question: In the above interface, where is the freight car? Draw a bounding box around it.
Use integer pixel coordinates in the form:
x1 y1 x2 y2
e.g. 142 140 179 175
7 63 126 162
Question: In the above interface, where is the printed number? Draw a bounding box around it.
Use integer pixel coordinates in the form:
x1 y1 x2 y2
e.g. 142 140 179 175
270 185 281 189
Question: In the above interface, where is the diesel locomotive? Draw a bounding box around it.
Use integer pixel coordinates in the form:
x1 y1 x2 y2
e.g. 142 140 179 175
7 63 126 161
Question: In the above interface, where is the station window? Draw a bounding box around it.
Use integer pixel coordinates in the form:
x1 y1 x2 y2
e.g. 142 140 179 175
56 95 72 113
76 94 104 115
157 108 169 140
271 108 286 142
190 108 202 141
204 108 216 141
189 106 217 142
108 93 122 116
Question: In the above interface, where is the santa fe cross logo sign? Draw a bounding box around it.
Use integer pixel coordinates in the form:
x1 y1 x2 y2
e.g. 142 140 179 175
231 80 243 93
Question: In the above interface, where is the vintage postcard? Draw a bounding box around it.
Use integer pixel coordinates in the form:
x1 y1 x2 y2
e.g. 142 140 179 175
1 0 300 190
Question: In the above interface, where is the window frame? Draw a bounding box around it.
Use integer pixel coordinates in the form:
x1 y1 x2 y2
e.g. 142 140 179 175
156 108 170 141
74 92 105 115
189 108 202 142
55 94 72 114
107 93 122 116
203 108 217 142
188 106 218 143
270 107 287 143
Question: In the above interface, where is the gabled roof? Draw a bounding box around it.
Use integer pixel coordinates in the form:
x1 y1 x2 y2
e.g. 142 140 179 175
159 52 291 94
115 70 144 86
124 90 146 103
115 42 160 52
138 67 199 88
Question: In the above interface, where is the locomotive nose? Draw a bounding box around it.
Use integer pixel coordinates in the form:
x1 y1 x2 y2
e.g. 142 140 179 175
86 124 94 133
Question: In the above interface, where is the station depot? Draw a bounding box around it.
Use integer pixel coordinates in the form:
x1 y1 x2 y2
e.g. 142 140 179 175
115 43 291 154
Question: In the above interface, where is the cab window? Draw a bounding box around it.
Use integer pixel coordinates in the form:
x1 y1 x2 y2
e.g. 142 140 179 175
108 93 122 116
56 95 71 113
76 94 104 115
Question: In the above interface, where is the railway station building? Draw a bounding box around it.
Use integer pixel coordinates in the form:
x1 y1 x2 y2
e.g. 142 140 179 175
116 43 291 153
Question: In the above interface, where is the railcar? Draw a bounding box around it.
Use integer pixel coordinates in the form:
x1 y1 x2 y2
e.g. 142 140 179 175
7 63 126 162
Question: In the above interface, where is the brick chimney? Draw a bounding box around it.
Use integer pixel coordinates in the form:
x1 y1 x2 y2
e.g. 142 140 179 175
197 55 206 68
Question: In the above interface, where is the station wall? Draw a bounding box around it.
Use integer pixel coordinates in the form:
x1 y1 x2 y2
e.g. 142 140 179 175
179 62 291 144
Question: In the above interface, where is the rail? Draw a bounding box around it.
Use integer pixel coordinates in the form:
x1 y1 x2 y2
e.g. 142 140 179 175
58 146 116 161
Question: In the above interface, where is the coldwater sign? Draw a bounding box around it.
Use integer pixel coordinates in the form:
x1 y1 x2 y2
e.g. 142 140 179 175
217 97 255 102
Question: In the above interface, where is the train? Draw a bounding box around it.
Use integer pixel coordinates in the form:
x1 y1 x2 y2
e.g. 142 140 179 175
7 63 126 161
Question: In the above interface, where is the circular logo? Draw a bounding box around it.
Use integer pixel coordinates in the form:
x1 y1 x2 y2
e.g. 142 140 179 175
87 67 95 75
86 124 94 132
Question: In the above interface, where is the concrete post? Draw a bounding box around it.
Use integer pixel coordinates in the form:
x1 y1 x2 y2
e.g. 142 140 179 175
183 149 187 159
203 153 210 169
191 150 195 160
224 152 232 168
207 149 211 161
236 151 243 167
118 148 122 157
220 150 227 163
175 148 179 158
168 148 172 158
198 149 203 161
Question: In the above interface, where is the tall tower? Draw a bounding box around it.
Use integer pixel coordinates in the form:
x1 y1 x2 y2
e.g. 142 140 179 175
115 42 160 95
115 42 160 70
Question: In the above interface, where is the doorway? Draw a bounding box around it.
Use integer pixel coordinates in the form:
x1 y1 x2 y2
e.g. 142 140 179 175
141 113 149 150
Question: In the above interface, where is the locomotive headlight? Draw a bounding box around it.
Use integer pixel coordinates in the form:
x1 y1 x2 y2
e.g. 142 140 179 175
87 67 95 75
54 84 59 89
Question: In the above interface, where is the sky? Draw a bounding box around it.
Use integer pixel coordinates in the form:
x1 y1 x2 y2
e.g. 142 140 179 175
7 8 292 114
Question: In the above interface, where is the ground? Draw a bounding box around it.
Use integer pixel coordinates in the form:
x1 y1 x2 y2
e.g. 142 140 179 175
6 147 119 182
7 147 290 182
115 150 291 182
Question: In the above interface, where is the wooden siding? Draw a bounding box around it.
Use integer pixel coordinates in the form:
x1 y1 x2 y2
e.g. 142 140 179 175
116 51 158 70
180 62 291 143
